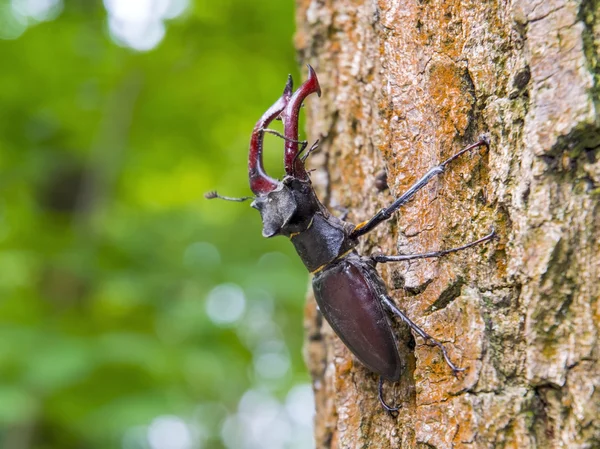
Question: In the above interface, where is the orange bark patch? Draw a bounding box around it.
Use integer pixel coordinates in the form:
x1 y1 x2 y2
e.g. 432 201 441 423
427 61 474 139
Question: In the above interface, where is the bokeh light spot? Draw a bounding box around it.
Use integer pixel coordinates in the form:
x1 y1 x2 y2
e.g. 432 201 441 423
161 0 188 19
257 251 291 269
11 0 62 22
104 0 155 22
205 283 246 326
285 384 315 427
0 5 27 40
147 416 194 449
221 388 314 449
103 0 189 51
107 15 165 52
183 241 221 270
253 340 290 380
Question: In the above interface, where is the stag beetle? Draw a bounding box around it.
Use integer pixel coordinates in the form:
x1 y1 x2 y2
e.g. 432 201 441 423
206 66 495 411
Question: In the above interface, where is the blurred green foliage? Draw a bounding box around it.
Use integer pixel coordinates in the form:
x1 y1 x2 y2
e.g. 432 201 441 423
0 1 312 448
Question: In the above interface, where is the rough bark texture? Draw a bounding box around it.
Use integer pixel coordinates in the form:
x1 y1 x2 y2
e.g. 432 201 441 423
296 0 600 448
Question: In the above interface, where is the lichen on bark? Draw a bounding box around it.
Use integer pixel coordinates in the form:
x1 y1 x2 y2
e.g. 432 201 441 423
297 0 600 448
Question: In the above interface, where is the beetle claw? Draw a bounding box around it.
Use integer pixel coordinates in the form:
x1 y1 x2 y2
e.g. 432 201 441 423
378 377 400 415
451 367 467 377
425 339 466 376
479 133 491 147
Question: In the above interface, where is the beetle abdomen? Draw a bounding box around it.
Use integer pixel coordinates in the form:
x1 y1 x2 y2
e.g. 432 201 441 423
312 254 403 381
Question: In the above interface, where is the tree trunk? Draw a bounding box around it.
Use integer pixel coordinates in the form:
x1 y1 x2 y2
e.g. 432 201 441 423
296 0 600 447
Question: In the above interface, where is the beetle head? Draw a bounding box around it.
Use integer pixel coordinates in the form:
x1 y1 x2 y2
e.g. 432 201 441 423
248 66 321 237
251 177 320 237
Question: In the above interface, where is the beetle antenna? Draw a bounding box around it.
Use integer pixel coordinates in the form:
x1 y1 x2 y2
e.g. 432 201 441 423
378 377 400 414
260 128 308 146
204 191 253 202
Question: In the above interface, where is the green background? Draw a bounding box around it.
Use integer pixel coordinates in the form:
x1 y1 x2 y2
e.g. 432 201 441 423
0 1 312 448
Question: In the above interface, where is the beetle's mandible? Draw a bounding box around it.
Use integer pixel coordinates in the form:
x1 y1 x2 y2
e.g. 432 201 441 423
206 66 495 412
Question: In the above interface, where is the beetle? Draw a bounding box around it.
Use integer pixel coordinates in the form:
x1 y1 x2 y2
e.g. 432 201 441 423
206 66 495 411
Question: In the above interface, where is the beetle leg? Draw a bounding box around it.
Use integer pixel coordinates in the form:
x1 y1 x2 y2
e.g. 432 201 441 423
261 127 310 162
258 128 318 166
292 139 320 166
300 139 320 163
350 136 490 239
380 295 465 375
371 228 496 264
332 205 349 220
378 377 400 414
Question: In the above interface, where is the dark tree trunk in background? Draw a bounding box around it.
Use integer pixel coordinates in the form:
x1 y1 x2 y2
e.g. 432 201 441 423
296 0 600 447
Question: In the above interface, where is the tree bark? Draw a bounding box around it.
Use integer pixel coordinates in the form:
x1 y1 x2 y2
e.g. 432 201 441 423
296 0 600 447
